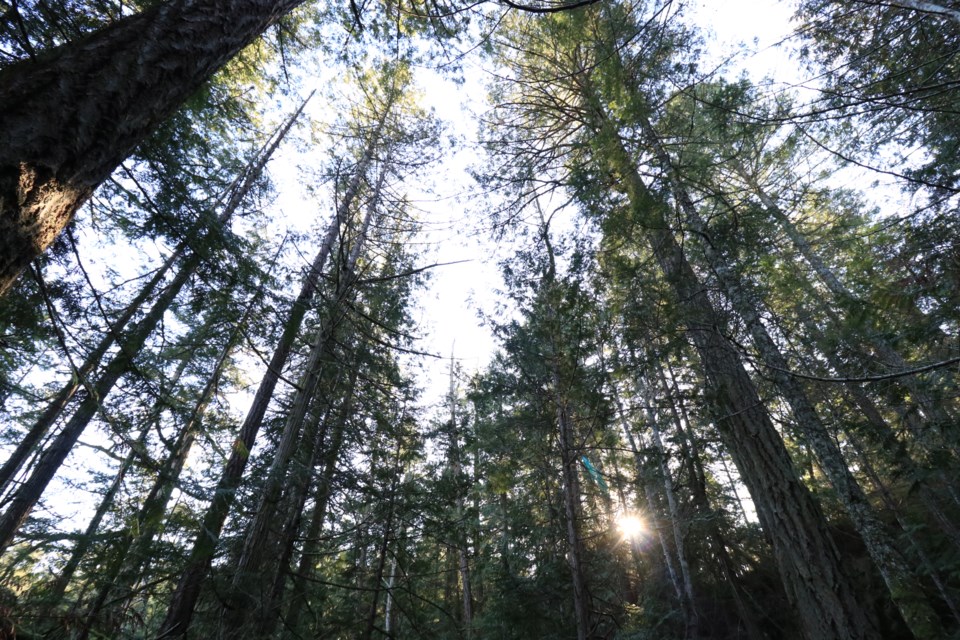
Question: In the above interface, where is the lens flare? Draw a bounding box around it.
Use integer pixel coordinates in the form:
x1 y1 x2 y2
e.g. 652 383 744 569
616 513 645 540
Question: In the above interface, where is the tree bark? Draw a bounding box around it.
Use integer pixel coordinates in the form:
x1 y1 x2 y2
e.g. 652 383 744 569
0 0 306 295
0 253 173 500
447 358 473 635
845 429 960 627
45 413 155 604
156 124 381 639
659 361 770 640
76 268 275 638
651 122 944 639
0 254 199 555
554 383 590 640
362 439 403 640
591 106 877 638
254 366 359 639
540 234 591 640
282 401 351 635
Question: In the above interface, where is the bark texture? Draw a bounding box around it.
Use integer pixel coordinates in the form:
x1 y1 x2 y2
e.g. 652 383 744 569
0 0 304 294
650 124 944 640
594 119 878 639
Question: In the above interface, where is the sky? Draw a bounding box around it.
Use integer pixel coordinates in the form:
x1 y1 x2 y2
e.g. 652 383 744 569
10 0 809 539
232 0 817 418
402 0 803 407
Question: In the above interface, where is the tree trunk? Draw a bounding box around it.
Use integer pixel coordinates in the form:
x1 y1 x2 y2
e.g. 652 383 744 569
0 258 195 555
249 400 330 639
796 304 960 551
77 266 276 637
650 121 944 639
45 415 154 604
384 556 398 635
0 253 173 500
539 234 591 640
447 358 473 635
845 429 960 627
362 440 403 640
551 365 591 640
219 157 386 640
660 361 770 640
0 0 307 294
156 124 379 640
592 106 877 638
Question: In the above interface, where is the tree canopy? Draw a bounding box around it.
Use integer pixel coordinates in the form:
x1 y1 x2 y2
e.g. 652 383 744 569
0 1 957 639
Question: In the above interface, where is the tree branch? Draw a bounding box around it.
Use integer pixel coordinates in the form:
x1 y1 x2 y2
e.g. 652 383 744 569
764 355 960 383
497 0 601 14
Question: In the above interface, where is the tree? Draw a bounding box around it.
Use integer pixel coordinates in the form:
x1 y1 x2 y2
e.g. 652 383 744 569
2 0 958 636
0 0 308 295
0 102 301 558
0 97 307 506
0 0 604 296
795 0 960 196
482 5 883 637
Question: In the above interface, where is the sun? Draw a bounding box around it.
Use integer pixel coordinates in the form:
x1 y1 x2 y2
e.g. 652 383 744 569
616 513 646 540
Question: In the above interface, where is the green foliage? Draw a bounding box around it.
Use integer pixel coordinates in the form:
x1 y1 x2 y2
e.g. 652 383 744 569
2 0 959 638
795 0 960 194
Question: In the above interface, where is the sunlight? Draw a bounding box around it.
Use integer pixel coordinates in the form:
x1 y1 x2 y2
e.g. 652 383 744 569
616 513 646 540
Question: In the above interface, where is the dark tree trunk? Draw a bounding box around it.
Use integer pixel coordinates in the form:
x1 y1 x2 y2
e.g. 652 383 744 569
77 268 275 636
362 440 403 640
610 387 684 603
555 387 590 640
45 415 155 604
594 117 878 639
446 359 473 635
540 234 591 640
155 230 333 639
156 127 379 639
0 253 201 555
0 0 306 295
637 375 700 639
648 119 945 639
0 105 299 556
845 429 960 627
737 167 956 434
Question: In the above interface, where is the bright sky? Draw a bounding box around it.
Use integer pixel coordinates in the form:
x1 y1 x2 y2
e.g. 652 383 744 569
13 0 806 538
404 0 804 407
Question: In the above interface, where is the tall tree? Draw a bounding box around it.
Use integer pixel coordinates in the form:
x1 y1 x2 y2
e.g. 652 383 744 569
482 5 880 637
0 0 598 295
0 102 301 556
0 0 307 294
0 97 308 502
